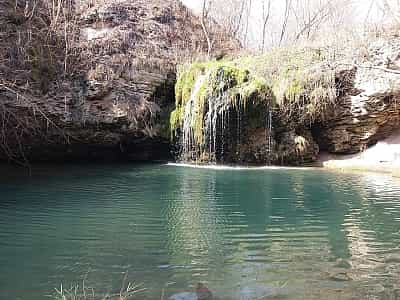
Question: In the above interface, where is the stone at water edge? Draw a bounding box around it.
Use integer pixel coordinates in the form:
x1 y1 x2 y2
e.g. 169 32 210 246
168 292 198 300
196 282 213 300
169 283 213 300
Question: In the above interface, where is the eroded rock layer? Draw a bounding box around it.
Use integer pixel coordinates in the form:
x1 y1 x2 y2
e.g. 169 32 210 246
315 38 400 154
0 0 238 163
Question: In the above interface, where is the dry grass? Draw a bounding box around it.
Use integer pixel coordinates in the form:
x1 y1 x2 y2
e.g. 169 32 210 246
51 273 146 300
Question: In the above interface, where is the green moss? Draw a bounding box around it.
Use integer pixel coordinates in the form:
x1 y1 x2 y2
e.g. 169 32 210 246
170 106 183 135
230 77 271 108
175 64 200 107
193 80 209 144
170 60 265 141
285 79 304 102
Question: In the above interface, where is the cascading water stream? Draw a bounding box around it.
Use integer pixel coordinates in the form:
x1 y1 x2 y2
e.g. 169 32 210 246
177 64 274 165
269 109 273 152
181 74 206 161
237 107 241 158
204 91 230 162
266 107 273 164
181 70 235 163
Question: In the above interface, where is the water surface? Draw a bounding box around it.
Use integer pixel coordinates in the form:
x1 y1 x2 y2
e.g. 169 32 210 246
0 163 400 299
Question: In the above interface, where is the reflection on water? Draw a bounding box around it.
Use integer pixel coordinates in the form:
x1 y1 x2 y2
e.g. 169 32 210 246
0 164 399 299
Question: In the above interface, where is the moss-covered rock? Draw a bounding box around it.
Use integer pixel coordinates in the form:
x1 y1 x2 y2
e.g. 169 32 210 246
170 48 336 165
170 59 276 163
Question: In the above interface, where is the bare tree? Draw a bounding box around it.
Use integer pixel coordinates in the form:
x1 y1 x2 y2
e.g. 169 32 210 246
207 0 251 44
279 0 292 45
242 0 253 47
381 0 400 24
194 0 357 50
235 1 247 37
293 0 335 41
261 0 271 51
201 0 213 57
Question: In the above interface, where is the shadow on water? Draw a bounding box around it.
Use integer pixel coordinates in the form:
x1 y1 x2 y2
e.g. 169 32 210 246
0 163 399 299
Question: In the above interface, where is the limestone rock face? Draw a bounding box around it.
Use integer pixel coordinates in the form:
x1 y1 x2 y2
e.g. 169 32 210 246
315 38 400 154
0 0 238 162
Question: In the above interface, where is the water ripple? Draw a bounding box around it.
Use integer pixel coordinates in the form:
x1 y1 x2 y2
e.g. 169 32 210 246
0 164 399 299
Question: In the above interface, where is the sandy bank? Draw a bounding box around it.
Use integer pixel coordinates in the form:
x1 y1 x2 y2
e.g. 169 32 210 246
319 132 400 176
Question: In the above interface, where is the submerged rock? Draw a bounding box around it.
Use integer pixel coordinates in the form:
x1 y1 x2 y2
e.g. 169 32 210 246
328 271 352 282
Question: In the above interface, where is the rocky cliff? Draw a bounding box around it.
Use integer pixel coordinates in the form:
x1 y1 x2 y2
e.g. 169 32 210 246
315 37 400 155
1 0 399 167
0 0 238 164
170 33 400 166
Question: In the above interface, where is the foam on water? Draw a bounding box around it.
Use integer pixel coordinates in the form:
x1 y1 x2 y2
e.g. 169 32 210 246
166 162 317 171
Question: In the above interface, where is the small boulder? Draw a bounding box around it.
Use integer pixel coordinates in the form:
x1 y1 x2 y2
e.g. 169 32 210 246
196 283 213 300
328 271 352 282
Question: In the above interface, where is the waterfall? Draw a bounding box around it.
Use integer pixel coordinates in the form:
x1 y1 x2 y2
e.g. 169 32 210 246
181 74 206 161
220 109 226 162
237 107 241 158
180 72 230 163
204 91 229 162
266 107 273 163
175 64 272 164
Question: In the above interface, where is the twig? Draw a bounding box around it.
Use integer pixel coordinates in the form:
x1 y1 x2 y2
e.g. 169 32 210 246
0 81 75 140
338 62 400 75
